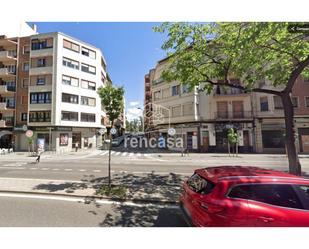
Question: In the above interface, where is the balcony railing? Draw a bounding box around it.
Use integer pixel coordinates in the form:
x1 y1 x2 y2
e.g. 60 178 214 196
0 50 17 61
214 111 252 119
0 117 14 127
0 68 16 76
0 84 16 93
0 102 15 110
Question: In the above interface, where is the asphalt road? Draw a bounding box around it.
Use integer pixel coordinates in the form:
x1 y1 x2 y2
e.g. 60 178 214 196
0 194 187 227
0 151 309 181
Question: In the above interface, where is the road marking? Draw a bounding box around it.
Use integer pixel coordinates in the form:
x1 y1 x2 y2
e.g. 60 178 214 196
122 152 127 157
0 193 178 208
100 151 108 156
15 167 25 170
52 169 60 171
30 168 38 170
136 153 142 157
41 168 49 170
110 151 115 155
79 169 86 172
93 170 101 173
65 169 73 171
129 153 134 157
115 152 121 156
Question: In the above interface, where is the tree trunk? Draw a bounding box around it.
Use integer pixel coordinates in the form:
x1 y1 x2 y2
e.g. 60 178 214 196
282 94 301 175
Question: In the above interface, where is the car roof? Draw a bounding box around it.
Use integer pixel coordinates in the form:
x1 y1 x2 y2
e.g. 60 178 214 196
195 166 304 183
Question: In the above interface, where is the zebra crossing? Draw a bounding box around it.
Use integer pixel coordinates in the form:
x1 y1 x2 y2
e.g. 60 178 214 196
98 151 145 158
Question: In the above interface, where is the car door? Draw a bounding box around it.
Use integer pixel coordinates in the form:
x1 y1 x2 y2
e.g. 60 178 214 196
246 184 305 227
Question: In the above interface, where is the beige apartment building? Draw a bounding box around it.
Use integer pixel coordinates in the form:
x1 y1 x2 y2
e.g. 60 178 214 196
145 57 309 153
0 30 110 153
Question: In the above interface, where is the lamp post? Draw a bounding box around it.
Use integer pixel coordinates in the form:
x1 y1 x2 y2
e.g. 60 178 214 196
137 107 144 133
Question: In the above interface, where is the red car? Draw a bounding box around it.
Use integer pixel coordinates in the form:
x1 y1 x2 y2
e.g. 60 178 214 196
180 166 309 227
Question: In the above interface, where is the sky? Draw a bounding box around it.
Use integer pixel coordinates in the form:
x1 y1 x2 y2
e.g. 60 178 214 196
27 22 167 121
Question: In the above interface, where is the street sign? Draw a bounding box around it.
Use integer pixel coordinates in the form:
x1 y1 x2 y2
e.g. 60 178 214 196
110 128 117 135
168 127 176 136
99 128 106 135
25 130 33 138
22 125 28 132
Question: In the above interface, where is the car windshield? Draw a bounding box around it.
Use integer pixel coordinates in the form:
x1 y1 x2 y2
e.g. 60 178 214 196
187 174 215 194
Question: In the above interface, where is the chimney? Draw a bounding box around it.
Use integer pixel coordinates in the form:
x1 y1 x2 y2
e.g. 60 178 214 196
31 24 37 33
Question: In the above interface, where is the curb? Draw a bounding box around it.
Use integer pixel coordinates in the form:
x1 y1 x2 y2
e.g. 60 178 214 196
0 189 178 205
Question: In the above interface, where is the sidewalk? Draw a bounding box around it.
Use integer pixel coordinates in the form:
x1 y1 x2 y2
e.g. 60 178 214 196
0 172 185 203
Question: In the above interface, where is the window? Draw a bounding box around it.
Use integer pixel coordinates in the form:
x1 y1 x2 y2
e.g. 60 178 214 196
23 45 30 54
63 39 80 53
81 113 96 122
162 88 170 98
305 97 309 107
154 90 161 101
37 58 46 67
81 80 96 90
187 173 215 194
21 113 27 121
295 185 309 210
23 62 29 71
172 85 180 96
62 93 79 104
229 184 303 210
22 78 29 88
37 76 46 85
30 92 52 104
81 63 96 75
81 47 96 59
273 96 283 109
182 84 190 94
260 96 269 112
61 111 78 121
292 97 298 108
172 105 181 117
29 111 51 122
62 75 79 87
62 57 79 70
31 40 48 50
81 96 96 106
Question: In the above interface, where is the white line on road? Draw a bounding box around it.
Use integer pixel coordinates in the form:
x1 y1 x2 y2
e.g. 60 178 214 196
15 167 25 170
79 169 86 172
100 151 108 156
41 168 49 170
0 193 178 208
115 152 121 156
122 152 127 157
129 153 134 157
30 168 38 170
136 153 142 157
93 170 101 173
64 169 73 171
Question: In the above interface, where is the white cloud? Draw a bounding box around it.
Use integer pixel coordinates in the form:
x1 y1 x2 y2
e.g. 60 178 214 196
129 101 140 107
126 107 143 121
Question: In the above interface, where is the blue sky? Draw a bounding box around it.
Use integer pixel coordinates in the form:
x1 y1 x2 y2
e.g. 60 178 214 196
27 22 167 120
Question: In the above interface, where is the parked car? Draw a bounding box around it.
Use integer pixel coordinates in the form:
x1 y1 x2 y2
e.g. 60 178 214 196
180 166 309 227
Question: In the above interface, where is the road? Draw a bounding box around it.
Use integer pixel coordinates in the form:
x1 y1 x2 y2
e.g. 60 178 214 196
0 150 309 181
0 193 186 227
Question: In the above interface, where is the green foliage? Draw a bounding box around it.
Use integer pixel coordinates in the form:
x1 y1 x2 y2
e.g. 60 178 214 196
126 118 143 132
227 128 238 145
97 84 125 125
154 22 309 92
96 185 127 198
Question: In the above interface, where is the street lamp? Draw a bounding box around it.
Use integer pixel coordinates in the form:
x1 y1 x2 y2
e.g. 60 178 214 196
137 107 144 133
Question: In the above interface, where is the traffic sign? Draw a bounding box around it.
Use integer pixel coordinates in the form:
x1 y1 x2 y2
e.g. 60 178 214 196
110 128 117 135
168 127 176 136
99 127 106 135
22 125 28 132
25 130 33 138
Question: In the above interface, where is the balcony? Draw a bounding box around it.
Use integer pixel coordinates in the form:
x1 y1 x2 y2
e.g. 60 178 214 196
213 86 248 97
214 111 252 120
0 51 17 62
0 68 16 78
0 84 16 94
152 78 164 86
0 102 15 111
29 66 53 76
30 48 53 58
0 117 14 127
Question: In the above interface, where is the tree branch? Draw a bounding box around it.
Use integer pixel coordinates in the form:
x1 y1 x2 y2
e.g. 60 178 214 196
284 54 309 94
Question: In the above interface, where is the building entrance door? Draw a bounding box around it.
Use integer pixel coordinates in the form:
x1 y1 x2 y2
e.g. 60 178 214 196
301 135 309 153
243 130 250 152
215 130 228 152
201 130 209 152
72 132 81 148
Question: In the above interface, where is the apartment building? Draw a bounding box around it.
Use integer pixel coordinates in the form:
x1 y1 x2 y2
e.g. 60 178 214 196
145 56 309 153
0 31 108 152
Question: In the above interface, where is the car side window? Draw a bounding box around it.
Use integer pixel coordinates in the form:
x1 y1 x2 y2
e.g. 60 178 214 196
295 185 309 210
228 185 251 199
228 184 303 210
250 184 302 209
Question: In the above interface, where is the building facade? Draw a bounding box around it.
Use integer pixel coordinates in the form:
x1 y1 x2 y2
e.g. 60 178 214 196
0 31 109 152
145 57 309 154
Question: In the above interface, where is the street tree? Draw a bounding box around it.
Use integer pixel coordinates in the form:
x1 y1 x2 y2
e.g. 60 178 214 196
97 84 125 188
154 22 309 175
227 128 239 157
